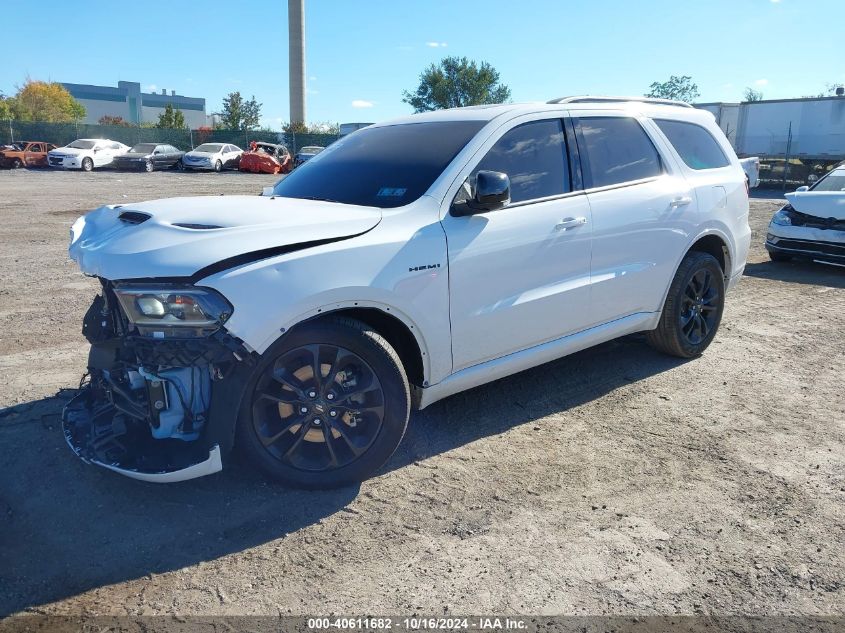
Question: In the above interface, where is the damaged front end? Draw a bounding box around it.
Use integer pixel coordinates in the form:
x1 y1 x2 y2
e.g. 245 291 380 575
63 280 255 482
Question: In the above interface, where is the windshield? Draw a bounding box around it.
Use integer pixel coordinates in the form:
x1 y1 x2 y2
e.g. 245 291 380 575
273 121 486 208
67 140 97 150
811 169 845 192
194 143 223 153
129 143 157 154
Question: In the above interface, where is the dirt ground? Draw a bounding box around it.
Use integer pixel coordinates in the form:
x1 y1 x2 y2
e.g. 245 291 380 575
0 169 843 619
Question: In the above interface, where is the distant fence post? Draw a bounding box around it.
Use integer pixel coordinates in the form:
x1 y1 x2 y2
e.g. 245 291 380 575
781 121 792 192
8 119 13 143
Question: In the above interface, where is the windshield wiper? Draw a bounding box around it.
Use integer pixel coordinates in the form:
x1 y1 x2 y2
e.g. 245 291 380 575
297 195 343 204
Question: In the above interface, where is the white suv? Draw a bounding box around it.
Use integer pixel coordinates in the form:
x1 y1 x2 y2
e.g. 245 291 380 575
65 97 751 487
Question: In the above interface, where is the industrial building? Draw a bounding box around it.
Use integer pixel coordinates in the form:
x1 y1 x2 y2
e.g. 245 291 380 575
61 81 210 128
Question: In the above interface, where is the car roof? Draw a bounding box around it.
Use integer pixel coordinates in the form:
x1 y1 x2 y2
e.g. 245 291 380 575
370 97 714 128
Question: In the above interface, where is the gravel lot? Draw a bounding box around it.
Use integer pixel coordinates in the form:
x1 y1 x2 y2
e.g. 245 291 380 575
1 170 843 619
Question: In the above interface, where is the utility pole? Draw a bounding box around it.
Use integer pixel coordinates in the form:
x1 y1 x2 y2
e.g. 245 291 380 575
288 0 306 126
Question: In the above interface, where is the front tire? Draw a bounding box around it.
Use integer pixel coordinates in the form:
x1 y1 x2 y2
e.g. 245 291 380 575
646 251 725 358
81 157 94 172
214 159 222 172
11 158 22 169
144 160 154 173
238 317 410 489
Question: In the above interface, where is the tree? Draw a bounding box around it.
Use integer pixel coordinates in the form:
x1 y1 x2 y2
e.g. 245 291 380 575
219 92 262 130
156 103 186 129
743 87 763 102
9 79 85 122
645 75 700 103
283 120 340 135
0 93 12 120
98 115 131 126
402 56 511 112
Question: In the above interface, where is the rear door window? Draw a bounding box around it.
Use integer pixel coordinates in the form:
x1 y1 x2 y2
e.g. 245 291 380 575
472 119 570 204
574 116 663 188
654 119 730 170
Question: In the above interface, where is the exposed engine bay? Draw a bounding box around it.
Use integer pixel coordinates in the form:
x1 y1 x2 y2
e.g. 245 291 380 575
63 280 254 482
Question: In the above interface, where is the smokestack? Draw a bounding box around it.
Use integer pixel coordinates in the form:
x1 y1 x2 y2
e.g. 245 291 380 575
171 90 176 96
288 0 306 125
161 88 166 95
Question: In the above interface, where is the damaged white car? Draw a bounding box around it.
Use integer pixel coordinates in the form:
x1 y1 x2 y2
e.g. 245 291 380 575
64 97 750 488
766 165 845 266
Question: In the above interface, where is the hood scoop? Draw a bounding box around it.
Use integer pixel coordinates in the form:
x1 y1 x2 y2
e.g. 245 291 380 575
173 223 224 230
118 210 151 225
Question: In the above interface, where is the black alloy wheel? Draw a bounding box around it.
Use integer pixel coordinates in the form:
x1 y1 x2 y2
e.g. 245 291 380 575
646 251 725 358
239 317 410 488
679 268 720 346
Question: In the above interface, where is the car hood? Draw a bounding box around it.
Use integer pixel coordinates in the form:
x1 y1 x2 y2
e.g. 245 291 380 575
185 151 219 158
785 191 845 221
117 152 153 159
50 147 90 156
69 195 382 281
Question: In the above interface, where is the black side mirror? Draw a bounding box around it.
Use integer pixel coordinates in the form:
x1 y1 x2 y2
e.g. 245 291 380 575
453 170 510 216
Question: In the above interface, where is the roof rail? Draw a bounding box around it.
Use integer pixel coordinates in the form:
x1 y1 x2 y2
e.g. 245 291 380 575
547 95 694 108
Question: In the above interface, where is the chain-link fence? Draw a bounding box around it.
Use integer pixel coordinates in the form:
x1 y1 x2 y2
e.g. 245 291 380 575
0 119 339 154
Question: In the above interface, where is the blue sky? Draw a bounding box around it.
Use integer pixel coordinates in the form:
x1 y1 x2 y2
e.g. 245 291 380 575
4 0 844 128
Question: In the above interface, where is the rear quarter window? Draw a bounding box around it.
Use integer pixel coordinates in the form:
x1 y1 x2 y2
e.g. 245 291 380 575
654 119 730 170
574 116 663 188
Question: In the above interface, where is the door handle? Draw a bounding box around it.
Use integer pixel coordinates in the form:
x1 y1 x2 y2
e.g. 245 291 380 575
554 217 587 231
669 196 693 208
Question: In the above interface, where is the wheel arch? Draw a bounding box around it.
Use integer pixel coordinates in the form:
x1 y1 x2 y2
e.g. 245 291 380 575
276 303 429 390
655 229 733 318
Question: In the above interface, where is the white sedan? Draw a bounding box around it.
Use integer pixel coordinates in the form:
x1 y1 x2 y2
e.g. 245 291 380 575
47 139 130 171
182 143 243 172
766 165 845 266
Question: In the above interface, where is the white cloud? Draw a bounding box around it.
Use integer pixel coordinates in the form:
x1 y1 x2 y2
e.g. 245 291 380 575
351 99 374 108
425 41 447 48
144 84 158 93
755 78 769 86
307 89 319 95
770 0 781 3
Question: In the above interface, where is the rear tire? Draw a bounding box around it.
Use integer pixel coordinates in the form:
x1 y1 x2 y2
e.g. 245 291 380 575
238 317 410 489
646 251 725 358
81 157 93 172
768 250 791 263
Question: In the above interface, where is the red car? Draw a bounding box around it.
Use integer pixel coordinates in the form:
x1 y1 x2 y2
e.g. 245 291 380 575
239 141 292 174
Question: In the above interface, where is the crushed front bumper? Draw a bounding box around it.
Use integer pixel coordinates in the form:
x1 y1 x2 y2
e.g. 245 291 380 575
62 288 256 482
63 387 223 482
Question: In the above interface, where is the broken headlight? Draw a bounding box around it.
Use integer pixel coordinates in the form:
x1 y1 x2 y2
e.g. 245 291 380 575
113 285 233 338
771 205 794 226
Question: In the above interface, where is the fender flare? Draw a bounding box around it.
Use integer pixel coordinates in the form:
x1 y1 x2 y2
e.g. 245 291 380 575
260 299 434 386
656 226 735 315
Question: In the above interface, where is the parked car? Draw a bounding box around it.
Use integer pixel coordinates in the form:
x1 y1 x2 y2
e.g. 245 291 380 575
182 143 243 172
239 141 292 174
47 139 130 171
0 141 57 168
64 96 750 487
113 143 185 172
293 145 324 168
765 165 845 266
